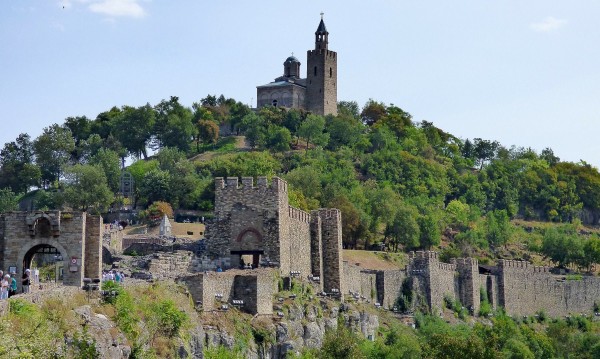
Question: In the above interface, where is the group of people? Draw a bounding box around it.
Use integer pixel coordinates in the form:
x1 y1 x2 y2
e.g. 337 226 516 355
0 268 30 299
102 270 125 283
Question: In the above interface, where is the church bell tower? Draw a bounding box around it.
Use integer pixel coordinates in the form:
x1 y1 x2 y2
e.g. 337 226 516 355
306 14 337 116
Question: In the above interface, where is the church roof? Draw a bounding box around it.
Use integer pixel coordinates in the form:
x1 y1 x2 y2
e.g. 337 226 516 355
285 55 300 63
256 80 306 89
316 19 328 34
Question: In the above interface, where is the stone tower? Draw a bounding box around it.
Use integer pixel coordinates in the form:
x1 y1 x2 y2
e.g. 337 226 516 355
306 15 338 116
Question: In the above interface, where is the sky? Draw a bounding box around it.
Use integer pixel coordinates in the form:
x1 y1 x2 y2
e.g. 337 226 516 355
1 1 599 167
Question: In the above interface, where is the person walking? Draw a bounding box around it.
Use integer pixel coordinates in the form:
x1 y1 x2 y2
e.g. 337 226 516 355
22 269 31 294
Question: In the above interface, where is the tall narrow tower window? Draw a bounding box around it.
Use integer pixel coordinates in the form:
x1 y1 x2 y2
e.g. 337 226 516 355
314 66 317 77
329 67 332 78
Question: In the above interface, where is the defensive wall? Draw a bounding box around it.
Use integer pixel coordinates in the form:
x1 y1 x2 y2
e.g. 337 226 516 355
180 268 275 315
402 251 600 317
343 262 405 309
497 259 600 317
204 177 344 296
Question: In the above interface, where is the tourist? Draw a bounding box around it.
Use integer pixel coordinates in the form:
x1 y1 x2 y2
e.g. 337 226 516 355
1 274 9 299
115 271 121 283
8 275 17 297
22 269 31 294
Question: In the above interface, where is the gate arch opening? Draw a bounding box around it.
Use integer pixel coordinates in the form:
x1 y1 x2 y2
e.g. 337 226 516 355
22 244 66 285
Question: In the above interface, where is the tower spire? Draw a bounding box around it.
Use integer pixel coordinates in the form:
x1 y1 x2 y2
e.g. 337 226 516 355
315 13 328 50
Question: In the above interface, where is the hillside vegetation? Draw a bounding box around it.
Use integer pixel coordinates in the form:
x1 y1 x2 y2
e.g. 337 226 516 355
2 95 600 268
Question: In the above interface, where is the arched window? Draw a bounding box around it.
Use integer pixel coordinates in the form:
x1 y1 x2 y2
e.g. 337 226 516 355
314 66 317 77
272 99 278 107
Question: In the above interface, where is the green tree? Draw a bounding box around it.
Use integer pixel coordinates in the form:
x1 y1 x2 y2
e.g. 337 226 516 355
34 124 76 185
297 114 329 150
337 100 360 119
320 325 365 359
485 210 512 248
419 213 442 249
240 113 266 149
361 99 387 126
385 204 420 252
89 149 121 193
473 138 500 169
0 188 19 212
265 126 292 152
0 133 41 192
541 225 582 268
114 104 156 159
139 169 171 205
62 164 113 212
153 96 194 152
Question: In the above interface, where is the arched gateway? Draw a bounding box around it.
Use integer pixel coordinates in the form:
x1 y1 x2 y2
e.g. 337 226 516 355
0 211 103 290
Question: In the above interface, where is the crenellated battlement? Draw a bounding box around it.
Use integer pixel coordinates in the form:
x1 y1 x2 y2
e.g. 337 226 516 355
313 208 341 220
453 257 479 267
409 251 439 260
498 259 530 269
215 176 288 193
288 206 310 223
497 259 552 275
438 262 456 271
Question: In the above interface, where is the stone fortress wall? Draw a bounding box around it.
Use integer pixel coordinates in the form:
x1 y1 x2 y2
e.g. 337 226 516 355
496 259 600 317
397 251 600 317
199 176 345 314
180 268 275 315
0 211 103 289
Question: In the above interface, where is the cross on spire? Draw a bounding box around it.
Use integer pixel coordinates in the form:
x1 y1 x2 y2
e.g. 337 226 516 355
320 12 324 19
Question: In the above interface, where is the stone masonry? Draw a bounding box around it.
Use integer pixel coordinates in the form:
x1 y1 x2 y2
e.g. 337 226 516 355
257 16 337 116
0 211 103 289
201 176 345 311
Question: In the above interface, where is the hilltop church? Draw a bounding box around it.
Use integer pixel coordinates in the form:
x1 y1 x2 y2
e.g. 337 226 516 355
256 16 338 116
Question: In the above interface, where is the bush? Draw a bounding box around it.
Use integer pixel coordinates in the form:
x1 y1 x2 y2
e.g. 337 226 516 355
101 280 123 304
151 300 189 338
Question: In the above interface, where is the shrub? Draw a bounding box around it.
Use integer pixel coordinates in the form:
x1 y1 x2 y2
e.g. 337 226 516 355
101 280 123 304
151 299 189 338
71 329 100 359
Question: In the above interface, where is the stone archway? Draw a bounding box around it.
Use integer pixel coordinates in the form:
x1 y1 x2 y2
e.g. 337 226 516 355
22 243 66 285
16 238 70 290
0 211 103 291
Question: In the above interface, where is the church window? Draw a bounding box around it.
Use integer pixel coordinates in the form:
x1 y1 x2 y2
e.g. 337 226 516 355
314 66 317 76
272 99 278 107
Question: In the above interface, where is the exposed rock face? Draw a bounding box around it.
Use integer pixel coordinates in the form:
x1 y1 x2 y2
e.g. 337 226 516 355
74 305 131 359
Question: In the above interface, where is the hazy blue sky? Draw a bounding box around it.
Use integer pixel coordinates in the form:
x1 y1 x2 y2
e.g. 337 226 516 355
1 1 599 167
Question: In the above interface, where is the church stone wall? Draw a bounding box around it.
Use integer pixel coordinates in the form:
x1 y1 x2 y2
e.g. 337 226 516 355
306 49 337 116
